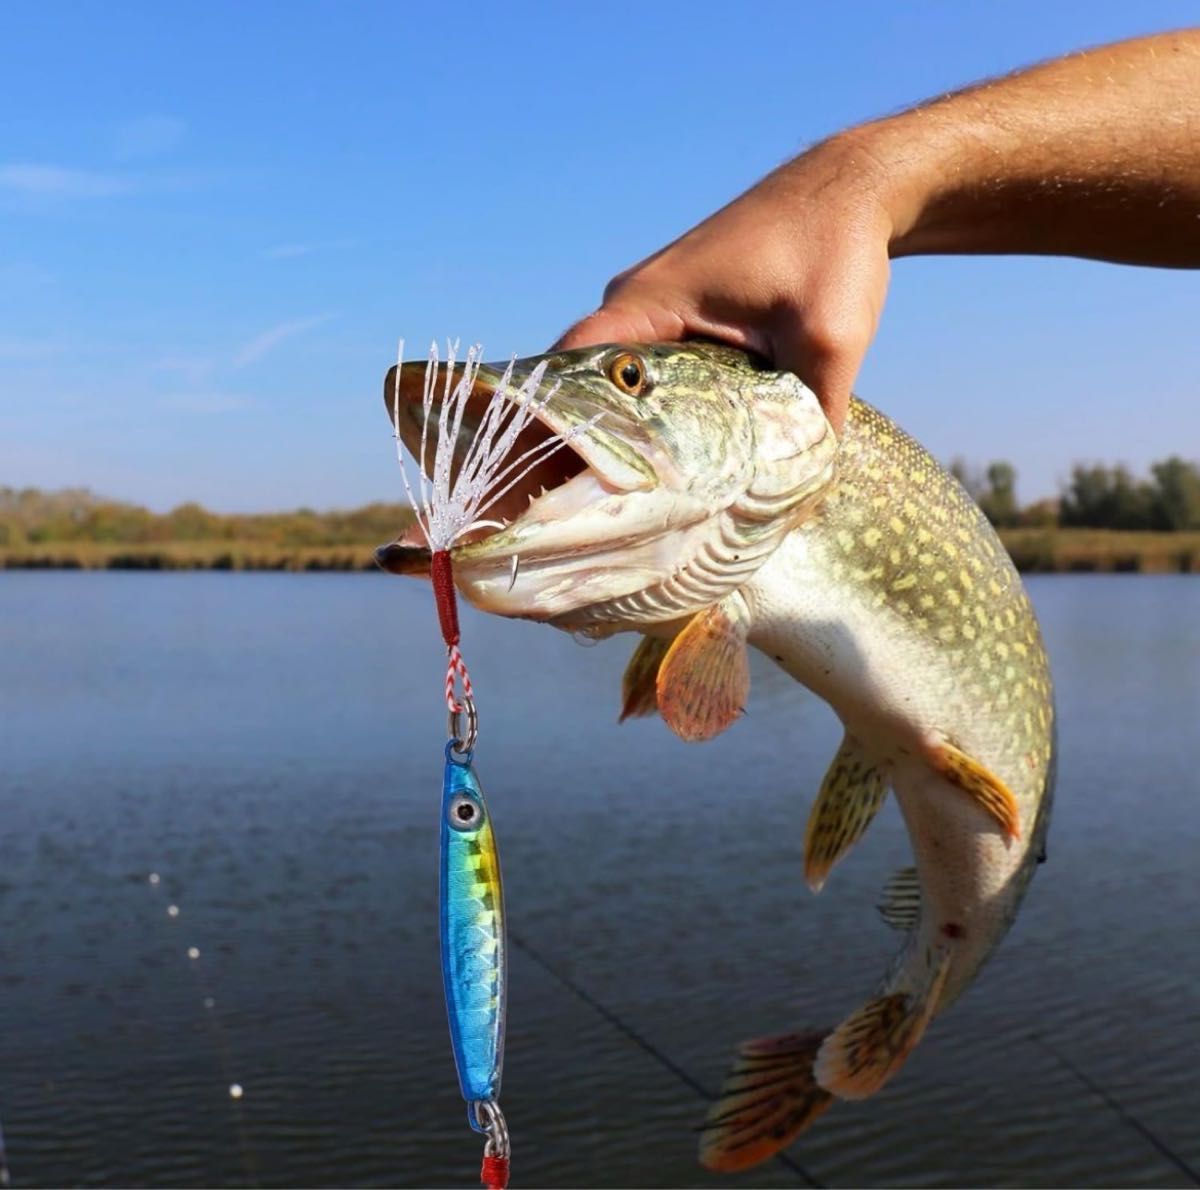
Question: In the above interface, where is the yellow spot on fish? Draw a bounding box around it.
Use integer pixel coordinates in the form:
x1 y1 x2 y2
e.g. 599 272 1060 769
889 516 906 535
893 573 917 591
959 569 974 591
863 527 883 548
837 530 854 553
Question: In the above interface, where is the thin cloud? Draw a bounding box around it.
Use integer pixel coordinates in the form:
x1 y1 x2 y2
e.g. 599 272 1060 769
261 237 357 260
263 242 315 260
161 393 249 414
113 115 186 161
232 314 335 368
0 338 64 361
0 163 132 199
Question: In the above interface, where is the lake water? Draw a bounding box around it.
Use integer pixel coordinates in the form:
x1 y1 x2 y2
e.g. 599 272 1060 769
0 573 1197 1188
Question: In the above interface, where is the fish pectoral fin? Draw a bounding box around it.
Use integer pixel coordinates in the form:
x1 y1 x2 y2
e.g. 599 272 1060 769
698 1031 833 1173
803 734 888 892
926 738 1022 841
876 866 921 932
656 596 750 743
619 633 673 722
814 949 951 1101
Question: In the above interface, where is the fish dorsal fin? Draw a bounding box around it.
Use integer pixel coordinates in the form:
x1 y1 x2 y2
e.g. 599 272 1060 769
656 596 751 743
619 633 673 722
698 1031 833 1172
803 734 889 892
814 947 952 1101
926 738 1022 840
877 866 921 932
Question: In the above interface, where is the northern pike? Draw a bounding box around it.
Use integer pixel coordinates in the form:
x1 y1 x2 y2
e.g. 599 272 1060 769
379 342 1055 1172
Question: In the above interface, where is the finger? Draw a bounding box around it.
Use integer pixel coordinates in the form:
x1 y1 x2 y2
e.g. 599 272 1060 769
769 319 870 437
551 303 689 351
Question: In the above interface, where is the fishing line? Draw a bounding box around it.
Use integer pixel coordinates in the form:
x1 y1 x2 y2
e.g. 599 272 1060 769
145 872 260 1188
1030 1031 1198 1186
508 930 825 1190
0 1103 11 1187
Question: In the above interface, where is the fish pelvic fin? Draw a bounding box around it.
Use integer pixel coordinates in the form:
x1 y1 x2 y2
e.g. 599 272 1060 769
619 633 672 722
814 948 952 1101
803 733 889 892
698 1030 833 1173
656 595 750 743
926 738 1022 841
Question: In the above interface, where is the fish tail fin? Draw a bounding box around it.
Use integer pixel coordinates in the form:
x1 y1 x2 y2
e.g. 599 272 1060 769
698 1030 833 1172
814 948 952 1100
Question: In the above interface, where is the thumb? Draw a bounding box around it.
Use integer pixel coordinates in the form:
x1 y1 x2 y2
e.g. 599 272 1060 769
551 303 688 352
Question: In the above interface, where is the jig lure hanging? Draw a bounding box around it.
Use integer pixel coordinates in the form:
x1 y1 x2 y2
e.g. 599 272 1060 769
441 731 510 1184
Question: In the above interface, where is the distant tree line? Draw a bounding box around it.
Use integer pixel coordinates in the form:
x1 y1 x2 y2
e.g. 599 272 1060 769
949 456 1200 531
4 458 1199 550
0 486 414 548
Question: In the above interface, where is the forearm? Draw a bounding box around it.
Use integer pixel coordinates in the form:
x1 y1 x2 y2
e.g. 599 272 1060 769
843 30 1200 267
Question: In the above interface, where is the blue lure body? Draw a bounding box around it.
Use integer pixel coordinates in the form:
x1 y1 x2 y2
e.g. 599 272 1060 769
440 742 506 1109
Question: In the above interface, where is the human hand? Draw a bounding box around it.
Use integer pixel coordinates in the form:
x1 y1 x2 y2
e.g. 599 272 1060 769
553 133 902 434
555 29 1200 435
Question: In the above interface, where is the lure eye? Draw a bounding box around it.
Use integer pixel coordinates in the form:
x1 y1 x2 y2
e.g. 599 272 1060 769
448 792 482 831
608 352 649 397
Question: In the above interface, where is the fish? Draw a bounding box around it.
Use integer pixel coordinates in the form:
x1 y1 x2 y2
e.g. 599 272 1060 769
441 741 506 1109
378 341 1055 1172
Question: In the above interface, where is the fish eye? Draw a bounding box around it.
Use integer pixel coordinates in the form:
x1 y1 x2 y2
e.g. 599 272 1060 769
448 793 482 831
608 352 649 397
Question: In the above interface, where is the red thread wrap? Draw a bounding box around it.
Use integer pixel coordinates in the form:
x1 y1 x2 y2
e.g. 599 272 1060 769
431 549 460 647
480 1155 509 1189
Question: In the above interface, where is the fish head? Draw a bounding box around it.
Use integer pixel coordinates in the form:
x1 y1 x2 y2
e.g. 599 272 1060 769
378 341 836 634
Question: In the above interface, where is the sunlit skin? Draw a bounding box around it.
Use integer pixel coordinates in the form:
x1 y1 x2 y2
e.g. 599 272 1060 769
555 29 1200 432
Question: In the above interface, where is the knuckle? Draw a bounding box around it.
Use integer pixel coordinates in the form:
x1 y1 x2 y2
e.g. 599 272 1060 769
601 268 637 304
800 307 871 363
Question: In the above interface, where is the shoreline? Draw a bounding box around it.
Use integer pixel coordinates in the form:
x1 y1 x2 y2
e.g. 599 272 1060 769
2 530 1198 575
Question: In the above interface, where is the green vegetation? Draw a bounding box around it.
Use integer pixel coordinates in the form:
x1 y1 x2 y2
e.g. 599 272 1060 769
951 455 1200 532
0 487 415 571
4 457 1200 575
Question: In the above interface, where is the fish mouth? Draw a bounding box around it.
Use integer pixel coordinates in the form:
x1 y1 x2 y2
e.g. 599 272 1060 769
376 354 656 584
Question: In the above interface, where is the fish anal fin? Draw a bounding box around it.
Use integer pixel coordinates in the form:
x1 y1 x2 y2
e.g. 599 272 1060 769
656 598 750 743
876 866 921 932
803 734 888 892
619 634 672 722
698 1031 833 1173
927 739 1022 840
814 950 951 1101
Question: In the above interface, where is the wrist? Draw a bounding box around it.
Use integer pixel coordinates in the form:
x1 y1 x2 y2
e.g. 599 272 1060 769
824 118 965 258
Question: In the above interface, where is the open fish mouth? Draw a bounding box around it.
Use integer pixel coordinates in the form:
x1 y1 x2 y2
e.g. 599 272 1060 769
376 353 653 577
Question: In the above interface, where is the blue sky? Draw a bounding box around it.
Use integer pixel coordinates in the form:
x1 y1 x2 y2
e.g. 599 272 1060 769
1 1 1197 512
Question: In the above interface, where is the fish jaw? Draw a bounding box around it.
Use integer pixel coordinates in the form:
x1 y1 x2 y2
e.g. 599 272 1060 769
381 342 837 633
